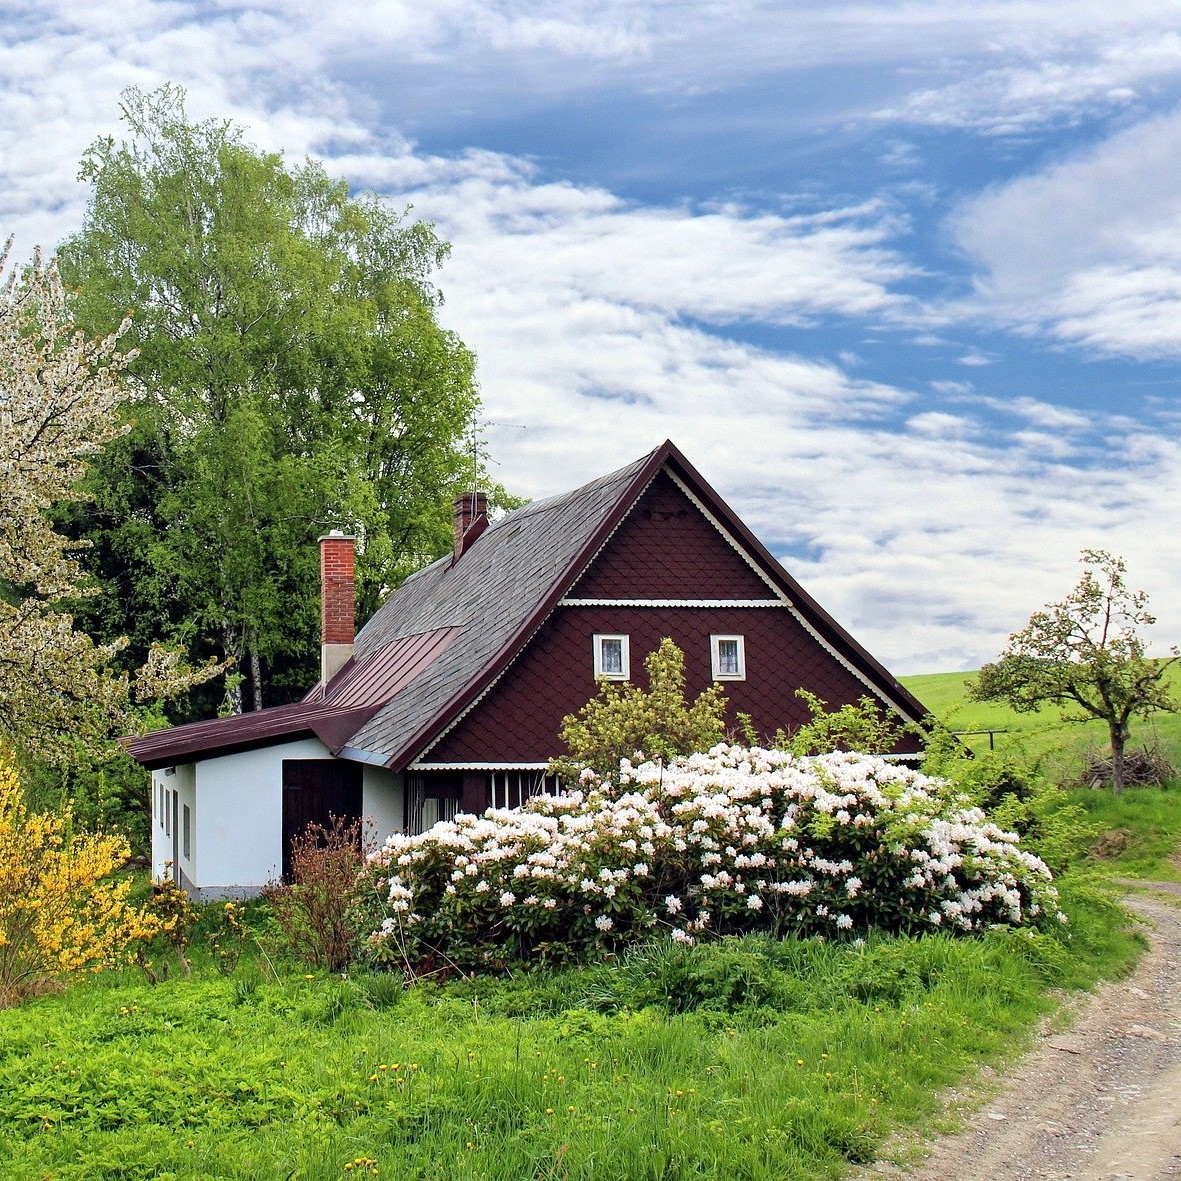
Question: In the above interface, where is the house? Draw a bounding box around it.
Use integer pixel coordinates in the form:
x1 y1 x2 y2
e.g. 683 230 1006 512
127 440 930 899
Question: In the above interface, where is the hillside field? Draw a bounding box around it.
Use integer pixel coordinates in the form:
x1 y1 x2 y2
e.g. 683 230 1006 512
902 666 1181 763
902 668 1181 882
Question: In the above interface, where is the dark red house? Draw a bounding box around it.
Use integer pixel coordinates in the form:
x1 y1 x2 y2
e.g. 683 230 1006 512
128 440 929 898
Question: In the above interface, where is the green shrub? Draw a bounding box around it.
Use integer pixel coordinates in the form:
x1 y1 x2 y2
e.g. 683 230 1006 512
356 746 1064 974
549 639 729 782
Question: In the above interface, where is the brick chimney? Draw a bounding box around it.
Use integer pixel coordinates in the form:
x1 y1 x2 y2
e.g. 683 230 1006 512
452 491 488 564
319 531 355 684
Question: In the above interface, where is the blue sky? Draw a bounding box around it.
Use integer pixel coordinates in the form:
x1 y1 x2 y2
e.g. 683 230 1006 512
5 1 1181 673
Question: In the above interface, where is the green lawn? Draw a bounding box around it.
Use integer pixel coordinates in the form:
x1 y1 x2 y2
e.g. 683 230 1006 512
0 895 1140 1181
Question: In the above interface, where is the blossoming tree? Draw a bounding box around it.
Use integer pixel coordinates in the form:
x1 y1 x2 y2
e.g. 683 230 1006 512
972 549 1178 794
0 239 221 763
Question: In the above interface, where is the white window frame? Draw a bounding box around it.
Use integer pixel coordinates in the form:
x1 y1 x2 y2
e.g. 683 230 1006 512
593 634 630 680
711 634 746 680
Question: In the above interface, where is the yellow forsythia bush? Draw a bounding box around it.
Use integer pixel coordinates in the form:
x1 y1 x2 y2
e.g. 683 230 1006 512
0 751 165 1006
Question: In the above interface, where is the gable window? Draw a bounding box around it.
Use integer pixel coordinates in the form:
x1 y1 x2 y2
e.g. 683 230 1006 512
593 634 630 680
711 634 746 680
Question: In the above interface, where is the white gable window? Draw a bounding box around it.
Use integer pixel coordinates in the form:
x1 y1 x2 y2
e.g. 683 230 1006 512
593 634 630 680
711 634 746 680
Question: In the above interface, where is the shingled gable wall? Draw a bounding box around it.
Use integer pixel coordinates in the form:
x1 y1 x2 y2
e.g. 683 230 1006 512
419 470 922 768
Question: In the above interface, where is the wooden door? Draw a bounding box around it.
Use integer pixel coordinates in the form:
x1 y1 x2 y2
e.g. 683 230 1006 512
281 760 362 881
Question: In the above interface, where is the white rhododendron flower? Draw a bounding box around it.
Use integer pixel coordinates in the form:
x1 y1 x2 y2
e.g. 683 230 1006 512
357 746 1063 969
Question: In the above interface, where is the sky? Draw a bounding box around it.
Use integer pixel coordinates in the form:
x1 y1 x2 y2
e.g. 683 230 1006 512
4 1 1181 675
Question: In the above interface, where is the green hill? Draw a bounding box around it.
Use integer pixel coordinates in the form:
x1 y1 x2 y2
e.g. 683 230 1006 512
900 667 1181 769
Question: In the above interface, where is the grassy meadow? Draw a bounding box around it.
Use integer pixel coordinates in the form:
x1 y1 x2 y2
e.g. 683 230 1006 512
0 672 1177 1180
0 892 1137 1181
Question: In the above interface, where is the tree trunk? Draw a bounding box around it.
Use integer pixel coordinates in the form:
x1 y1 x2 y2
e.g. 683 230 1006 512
250 644 262 713
1110 723 1127 795
221 624 243 716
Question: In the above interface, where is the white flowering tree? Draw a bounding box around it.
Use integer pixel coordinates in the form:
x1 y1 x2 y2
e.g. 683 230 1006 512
0 240 219 763
355 746 1063 974
0 240 136 761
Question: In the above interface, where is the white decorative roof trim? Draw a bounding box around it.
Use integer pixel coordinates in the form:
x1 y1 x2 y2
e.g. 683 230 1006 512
410 761 551 771
559 598 785 608
666 470 915 724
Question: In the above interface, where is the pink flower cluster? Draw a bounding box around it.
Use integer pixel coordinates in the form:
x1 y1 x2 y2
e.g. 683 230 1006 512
356 746 1063 969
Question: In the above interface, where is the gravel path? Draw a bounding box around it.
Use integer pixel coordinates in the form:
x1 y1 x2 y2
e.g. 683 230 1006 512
857 885 1181 1181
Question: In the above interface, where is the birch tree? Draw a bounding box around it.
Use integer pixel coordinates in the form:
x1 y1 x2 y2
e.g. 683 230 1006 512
59 85 489 714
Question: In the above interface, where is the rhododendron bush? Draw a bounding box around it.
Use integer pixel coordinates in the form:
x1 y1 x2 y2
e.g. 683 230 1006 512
355 746 1063 972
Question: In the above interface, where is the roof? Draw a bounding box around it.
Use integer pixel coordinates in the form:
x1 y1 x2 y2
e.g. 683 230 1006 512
125 440 931 773
125 626 461 770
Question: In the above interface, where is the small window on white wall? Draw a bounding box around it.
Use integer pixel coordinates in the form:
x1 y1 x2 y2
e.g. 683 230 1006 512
182 804 191 859
711 635 746 680
593 634 630 680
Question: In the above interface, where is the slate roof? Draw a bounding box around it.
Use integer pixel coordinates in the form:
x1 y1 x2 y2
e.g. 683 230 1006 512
125 440 931 773
340 448 657 766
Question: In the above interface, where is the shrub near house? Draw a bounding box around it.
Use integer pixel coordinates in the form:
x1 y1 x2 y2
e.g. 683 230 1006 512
356 745 1063 973
0 753 165 1006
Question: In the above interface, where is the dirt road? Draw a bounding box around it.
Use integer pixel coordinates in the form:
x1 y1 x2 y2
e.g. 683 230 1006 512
859 886 1181 1181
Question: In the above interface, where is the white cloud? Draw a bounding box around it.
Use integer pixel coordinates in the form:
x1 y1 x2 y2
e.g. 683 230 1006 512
877 32 1181 134
3 0 1181 679
953 106 1181 357
375 163 1181 673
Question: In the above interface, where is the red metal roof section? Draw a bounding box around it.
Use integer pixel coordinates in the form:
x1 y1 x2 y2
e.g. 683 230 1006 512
124 627 460 771
325 627 461 707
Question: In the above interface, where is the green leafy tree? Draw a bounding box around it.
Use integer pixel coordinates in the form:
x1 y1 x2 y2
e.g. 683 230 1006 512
971 549 1178 793
58 85 493 713
550 638 729 782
